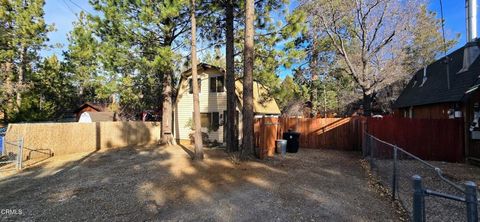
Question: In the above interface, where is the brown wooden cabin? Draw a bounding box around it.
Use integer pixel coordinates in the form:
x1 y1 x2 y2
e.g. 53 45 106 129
393 41 480 163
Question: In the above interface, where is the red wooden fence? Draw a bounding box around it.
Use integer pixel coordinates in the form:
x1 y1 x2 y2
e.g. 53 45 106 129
254 117 365 159
367 117 464 162
254 116 464 162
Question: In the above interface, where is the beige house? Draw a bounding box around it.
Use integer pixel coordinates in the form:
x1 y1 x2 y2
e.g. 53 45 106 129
174 63 281 144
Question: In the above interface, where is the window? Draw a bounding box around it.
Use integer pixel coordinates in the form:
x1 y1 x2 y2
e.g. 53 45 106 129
210 76 225 92
189 78 201 94
212 112 220 129
200 113 210 128
198 112 220 130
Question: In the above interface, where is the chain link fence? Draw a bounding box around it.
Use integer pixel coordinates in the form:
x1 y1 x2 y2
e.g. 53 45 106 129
363 132 478 222
0 137 23 171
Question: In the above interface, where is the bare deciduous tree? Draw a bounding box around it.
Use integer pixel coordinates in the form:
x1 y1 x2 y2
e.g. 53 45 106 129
303 0 421 115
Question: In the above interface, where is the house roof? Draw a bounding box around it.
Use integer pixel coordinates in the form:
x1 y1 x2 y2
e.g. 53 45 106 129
178 63 281 115
394 43 480 108
235 80 282 115
73 102 107 113
181 63 225 77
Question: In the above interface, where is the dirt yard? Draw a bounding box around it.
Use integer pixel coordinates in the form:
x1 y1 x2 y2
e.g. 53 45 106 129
0 146 400 221
370 158 480 222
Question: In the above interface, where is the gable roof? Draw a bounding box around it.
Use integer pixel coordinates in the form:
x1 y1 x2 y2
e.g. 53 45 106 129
394 43 480 108
180 63 225 77
178 63 281 115
73 102 107 113
235 80 281 115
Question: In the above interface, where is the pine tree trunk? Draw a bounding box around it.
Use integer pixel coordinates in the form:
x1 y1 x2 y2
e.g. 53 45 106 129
16 46 27 110
161 69 175 144
190 0 203 160
241 0 255 159
160 18 176 145
225 0 237 152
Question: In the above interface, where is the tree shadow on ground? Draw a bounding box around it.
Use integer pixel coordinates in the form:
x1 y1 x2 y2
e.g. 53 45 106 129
177 143 195 158
0 142 399 221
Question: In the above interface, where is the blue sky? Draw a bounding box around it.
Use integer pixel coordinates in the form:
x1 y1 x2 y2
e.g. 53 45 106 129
428 0 466 47
42 0 469 78
42 0 93 58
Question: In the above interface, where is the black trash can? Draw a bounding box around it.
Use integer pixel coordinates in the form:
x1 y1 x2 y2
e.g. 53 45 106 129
283 130 300 153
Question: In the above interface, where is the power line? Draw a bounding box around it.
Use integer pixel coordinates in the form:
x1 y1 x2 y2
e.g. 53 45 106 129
62 0 79 19
439 0 451 90
68 0 94 15
439 0 448 56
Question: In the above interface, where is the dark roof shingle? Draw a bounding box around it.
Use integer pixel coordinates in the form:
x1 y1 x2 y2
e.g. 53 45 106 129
394 44 480 108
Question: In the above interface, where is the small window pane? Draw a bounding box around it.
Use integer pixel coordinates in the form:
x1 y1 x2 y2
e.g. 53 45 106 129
189 78 201 94
212 112 219 130
210 77 216 92
198 79 201 93
189 79 193 94
217 76 224 92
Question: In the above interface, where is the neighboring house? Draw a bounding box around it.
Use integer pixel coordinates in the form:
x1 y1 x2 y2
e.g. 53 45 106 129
394 43 480 119
394 42 480 119
174 63 281 144
78 112 117 123
393 39 480 162
73 102 108 121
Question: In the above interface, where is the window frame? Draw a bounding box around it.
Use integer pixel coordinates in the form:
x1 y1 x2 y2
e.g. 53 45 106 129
209 76 225 93
189 77 202 94
197 112 220 130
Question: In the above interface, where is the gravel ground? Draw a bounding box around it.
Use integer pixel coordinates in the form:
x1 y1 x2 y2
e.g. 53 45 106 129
370 158 480 222
0 146 400 221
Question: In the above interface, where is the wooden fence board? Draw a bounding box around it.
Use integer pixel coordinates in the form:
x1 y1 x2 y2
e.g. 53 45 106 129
366 117 464 162
254 117 364 158
254 116 463 162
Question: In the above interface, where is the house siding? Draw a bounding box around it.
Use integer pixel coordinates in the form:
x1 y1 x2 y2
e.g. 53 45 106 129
175 69 240 143
76 106 101 121
395 103 454 119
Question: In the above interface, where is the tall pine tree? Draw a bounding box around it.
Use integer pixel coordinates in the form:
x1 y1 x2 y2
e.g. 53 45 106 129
190 0 203 160
0 0 53 122
242 0 255 158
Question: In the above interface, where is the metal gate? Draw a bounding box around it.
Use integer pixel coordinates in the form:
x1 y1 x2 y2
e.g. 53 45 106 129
0 137 24 170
